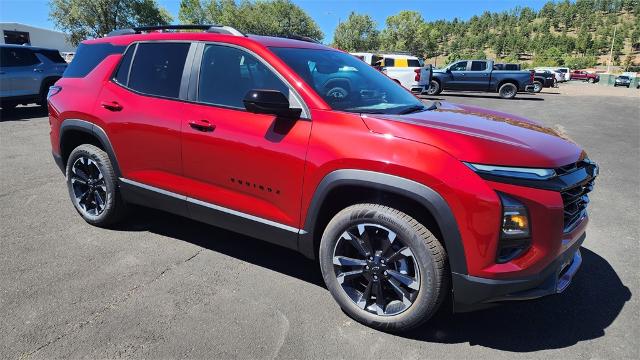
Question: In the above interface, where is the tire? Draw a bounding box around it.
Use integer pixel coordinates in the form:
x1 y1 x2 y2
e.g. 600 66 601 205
588 78 594 84
38 79 56 106
66 144 126 227
498 82 518 99
533 81 543 93
319 203 448 332
426 80 442 95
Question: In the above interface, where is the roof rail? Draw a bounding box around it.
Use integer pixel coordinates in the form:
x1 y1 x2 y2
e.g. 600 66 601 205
279 34 321 44
106 24 245 37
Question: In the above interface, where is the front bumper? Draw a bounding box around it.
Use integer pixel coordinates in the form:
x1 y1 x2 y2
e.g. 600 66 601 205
452 231 585 312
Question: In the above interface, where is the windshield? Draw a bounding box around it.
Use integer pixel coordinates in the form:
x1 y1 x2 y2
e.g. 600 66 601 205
269 47 425 115
619 76 629 80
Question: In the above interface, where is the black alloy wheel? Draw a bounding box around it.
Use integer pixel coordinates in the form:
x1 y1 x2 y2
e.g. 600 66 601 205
66 144 126 227
332 223 420 316
70 156 107 217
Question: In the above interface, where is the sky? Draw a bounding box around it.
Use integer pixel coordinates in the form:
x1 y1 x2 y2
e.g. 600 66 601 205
0 0 551 43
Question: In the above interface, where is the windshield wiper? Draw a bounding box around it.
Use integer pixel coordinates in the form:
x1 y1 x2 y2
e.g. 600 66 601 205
397 105 427 115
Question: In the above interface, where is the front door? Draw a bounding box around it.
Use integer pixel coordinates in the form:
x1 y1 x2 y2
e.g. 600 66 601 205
181 43 311 248
0 47 41 98
446 61 469 90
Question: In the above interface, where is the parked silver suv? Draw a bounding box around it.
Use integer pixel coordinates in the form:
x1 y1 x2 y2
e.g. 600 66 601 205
0 44 67 110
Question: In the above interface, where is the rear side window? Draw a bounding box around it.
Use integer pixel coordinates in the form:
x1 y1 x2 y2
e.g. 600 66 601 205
36 49 66 63
470 61 487 71
408 59 421 67
384 58 395 67
113 44 136 86
64 43 125 78
0 47 39 67
127 42 190 99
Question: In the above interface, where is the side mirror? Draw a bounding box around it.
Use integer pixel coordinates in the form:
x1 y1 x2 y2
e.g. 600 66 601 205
243 89 301 119
446 68 452 73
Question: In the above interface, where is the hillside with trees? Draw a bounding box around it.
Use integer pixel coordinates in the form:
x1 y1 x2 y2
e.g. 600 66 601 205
335 0 640 69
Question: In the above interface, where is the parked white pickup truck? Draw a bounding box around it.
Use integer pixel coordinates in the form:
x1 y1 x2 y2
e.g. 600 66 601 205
351 52 432 94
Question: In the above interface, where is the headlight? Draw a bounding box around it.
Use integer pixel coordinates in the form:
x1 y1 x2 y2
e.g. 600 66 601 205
464 162 556 180
496 193 531 263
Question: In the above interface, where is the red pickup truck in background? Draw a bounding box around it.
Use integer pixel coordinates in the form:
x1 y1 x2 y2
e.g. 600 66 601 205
571 70 600 83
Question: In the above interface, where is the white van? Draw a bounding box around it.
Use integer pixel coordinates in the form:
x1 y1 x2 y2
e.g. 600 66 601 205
351 52 431 94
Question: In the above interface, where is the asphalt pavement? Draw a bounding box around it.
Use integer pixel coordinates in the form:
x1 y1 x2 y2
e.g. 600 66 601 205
1 82 638 359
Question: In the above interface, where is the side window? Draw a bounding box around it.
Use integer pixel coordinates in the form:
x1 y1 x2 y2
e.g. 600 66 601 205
198 44 290 109
470 61 487 71
128 42 190 99
383 58 395 67
408 59 421 67
37 49 66 63
64 43 125 78
0 47 39 67
113 44 136 86
450 61 468 71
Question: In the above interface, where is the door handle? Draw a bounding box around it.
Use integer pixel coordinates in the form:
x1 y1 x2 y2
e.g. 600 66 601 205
189 120 215 132
33 68 43 73
100 101 123 112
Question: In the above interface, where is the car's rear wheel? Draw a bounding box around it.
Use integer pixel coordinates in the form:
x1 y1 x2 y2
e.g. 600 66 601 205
533 81 543 93
498 82 518 99
426 80 442 95
319 204 448 332
588 78 595 84
66 144 126 227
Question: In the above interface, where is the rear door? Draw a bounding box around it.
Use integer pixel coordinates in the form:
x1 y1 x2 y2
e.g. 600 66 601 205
180 43 311 247
0 47 41 98
96 41 194 210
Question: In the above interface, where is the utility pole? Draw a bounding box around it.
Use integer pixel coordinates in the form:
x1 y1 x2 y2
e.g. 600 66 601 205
608 24 618 73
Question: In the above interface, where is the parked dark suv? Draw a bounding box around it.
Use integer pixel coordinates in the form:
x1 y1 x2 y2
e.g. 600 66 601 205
0 44 67 109
49 25 598 332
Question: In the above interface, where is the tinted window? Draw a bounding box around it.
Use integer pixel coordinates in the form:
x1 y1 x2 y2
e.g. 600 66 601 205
450 61 467 71
36 49 66 63
198 44 289 108
271 47 425 115
384 58 395 67
470 61 487 71
113 44 136 86
3 30 30 45
408 59 421 67
64 43 125 78
128 42 190 99
0 47 39 67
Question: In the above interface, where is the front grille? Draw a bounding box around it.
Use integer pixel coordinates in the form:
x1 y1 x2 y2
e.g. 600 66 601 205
560 168 594 232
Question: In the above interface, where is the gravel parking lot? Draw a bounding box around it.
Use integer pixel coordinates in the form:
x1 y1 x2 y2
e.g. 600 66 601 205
1 82 638 359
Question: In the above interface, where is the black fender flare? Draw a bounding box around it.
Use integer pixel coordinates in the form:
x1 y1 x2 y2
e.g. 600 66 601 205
298 169 468 275
59 119 121 177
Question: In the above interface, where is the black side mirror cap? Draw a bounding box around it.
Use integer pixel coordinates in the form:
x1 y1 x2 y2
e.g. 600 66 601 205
243 89 302 119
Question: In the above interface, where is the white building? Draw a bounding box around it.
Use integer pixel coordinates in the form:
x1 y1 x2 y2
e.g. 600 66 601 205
1 23 75 52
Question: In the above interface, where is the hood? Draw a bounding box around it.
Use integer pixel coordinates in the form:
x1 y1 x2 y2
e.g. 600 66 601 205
361 102 583 168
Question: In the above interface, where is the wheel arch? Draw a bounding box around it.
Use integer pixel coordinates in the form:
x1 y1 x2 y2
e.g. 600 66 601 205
299 169 468 274
59 119 121 177
497 78 519 90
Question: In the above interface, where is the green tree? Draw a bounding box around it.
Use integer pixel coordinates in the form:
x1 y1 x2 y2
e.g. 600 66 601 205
332 12 379 52
178 0 323 41
380 11 427 56
50 0 172 45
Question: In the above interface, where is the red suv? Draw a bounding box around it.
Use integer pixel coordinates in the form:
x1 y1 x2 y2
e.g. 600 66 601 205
49 25 598 332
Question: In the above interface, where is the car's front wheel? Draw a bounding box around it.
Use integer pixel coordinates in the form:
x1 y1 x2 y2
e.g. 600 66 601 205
319 204 448 332
66 144 126 227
